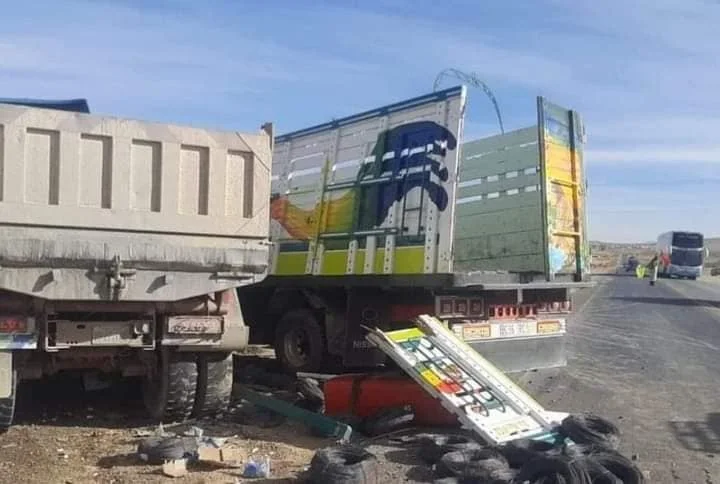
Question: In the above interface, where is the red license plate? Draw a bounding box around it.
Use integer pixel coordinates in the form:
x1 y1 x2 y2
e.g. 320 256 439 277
0 318 27 333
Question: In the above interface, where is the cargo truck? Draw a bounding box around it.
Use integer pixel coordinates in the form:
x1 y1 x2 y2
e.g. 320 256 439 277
0 99 272 428
238 86 593 375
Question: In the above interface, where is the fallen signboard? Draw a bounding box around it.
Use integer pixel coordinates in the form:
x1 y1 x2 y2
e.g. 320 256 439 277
364 314 568 446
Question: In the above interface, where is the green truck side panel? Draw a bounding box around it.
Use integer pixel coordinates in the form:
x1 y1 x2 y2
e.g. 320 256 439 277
452 100 587 280
453 128 546 274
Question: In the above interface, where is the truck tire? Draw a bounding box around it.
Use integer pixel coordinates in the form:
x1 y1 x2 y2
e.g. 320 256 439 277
0 368 17 430
274 309 325 374
192 352 233 419
143 351 198 423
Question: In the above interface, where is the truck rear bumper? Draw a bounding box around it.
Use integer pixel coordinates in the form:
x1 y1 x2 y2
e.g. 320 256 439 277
466 334 566 373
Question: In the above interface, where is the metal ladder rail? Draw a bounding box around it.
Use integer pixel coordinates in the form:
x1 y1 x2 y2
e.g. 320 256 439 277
415 315 554 430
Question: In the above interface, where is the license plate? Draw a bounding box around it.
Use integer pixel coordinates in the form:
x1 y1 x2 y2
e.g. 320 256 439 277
495 321 536 338
167 317 223 335
0 317 28 334
463 325 491 340
537 320 562 334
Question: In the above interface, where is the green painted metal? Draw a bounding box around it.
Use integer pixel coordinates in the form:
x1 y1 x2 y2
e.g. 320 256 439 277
236 386 353 442
451 98 587 280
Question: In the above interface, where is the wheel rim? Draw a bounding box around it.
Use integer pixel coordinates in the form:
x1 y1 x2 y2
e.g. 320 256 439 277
283 327 311 368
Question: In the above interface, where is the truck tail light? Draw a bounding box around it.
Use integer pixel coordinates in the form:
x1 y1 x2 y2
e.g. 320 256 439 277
436 297 484 319
536 301 571 314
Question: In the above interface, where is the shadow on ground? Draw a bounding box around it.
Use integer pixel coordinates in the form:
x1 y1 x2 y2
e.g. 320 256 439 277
609 296 720 308
669 412 720 454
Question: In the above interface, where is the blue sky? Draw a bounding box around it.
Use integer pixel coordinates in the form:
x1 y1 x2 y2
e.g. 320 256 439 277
1 0 718 242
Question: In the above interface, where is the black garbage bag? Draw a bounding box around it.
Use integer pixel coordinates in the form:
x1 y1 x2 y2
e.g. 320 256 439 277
417 434 484 464
361 405 415 437
438 448 516 482
559 414 621 450
308 445 379 484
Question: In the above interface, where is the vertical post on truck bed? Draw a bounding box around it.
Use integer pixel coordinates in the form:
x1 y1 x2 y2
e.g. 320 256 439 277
567 110 583 281
536 96 552 281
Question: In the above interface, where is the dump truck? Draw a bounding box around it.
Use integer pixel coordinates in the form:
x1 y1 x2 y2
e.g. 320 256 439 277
0 99 272 427
238 86 592 374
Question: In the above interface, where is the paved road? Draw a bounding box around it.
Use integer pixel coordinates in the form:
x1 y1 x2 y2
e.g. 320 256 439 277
519 275 720 483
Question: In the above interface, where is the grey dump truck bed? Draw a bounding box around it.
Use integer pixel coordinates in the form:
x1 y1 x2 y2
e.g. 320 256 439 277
0 103 272 300
0 100 274 429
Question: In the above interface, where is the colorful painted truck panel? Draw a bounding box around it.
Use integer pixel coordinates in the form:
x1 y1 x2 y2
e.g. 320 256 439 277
270 89 588 282
270 87 466 276
453 97 588 281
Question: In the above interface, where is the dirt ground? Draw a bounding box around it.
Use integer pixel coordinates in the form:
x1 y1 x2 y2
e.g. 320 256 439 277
0 354 432 484
0 373 321 484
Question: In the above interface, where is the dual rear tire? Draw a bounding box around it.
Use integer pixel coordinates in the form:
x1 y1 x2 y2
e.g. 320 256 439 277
0 368 16 431
143 351 233 423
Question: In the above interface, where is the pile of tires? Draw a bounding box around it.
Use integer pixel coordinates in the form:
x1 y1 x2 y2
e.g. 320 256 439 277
415 413 644 483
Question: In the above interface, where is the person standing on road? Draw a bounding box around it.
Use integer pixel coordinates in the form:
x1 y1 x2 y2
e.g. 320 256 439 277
647 254 659 286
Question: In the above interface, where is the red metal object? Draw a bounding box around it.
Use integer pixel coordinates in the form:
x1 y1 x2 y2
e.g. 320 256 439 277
323 373 458 426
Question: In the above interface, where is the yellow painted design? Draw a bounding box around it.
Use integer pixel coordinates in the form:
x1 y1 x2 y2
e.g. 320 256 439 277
274 252 308 275
275 246 426 276
387 328 424 342
543 107 586 275
394 246 425 274
374 248 385 273
270 188 355 240
537 320 561 334
320 250 348 275
420 368 442 387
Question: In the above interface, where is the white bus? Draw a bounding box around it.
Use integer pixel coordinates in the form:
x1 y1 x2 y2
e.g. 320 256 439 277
657 231 708 280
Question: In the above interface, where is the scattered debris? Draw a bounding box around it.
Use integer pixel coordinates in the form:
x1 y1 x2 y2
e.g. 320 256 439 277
237 385 352 442
182 426 204 438
360 405 415 437
161 459 188 478
242 455 271 478
197 446 245 468
136 436 198 465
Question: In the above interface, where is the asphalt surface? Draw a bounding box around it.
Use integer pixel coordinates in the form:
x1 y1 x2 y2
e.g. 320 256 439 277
518 274 720 483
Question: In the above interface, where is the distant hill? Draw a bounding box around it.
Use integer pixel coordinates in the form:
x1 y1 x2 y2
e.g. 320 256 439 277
591 238 720 250
589 238 720 273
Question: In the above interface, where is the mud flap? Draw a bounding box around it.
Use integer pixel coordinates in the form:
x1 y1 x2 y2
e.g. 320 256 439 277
0 351 12 399
343 289 389 367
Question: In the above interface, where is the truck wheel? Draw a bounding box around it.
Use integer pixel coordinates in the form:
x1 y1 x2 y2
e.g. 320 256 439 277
192 353 233 419
0 369 17 430
275 309 325 373
143 351 198 423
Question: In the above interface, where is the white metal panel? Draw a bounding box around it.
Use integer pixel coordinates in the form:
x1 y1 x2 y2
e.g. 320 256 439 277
0 103 273 300
0 103 272 238
270 86 467 276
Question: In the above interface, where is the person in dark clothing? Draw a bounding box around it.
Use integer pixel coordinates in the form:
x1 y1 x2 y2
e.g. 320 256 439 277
647 254 659 286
